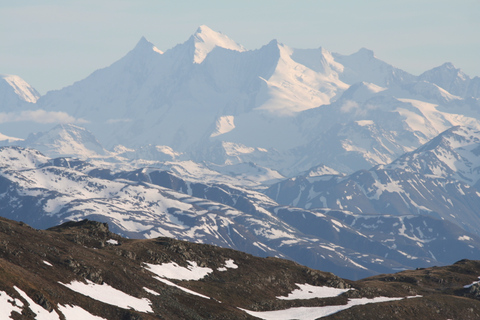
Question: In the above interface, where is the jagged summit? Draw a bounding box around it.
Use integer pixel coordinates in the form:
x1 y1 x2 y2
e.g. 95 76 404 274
421 61 467 78
441 62 457 69
189 25 245 63
133 36 163 54
353 47 375 58
419 61 470 96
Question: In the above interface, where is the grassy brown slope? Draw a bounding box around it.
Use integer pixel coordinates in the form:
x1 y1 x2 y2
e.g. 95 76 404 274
0 217 350 319
2 217 480 319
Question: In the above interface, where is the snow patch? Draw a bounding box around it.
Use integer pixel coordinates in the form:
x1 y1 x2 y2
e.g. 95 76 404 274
59 280 153 313
211 115 235 137
464 276 480 288
277 283 352 300
143 287 160 296
14 286 61 319
241 296 421 320
153 277 210 299
0 290 22 319
145 261 213 280
57 304 106 319
217 259 238 271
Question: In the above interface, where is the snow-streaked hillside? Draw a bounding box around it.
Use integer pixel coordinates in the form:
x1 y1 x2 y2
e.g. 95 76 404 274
2 146 480 279
266 125 480 234
387 126 480 186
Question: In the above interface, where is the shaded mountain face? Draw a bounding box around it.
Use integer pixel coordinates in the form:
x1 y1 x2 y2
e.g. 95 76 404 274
419 62 472 98
2 217 480 320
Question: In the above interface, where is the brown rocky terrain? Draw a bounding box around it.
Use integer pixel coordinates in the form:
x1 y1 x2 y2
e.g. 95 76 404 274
1 216 480 319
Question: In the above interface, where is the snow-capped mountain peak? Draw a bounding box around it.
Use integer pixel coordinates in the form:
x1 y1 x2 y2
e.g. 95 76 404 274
22 123 108 158
190 25 245 63
0 74 40 104
419 62 470 97
120 36 163 65
133 36 163 55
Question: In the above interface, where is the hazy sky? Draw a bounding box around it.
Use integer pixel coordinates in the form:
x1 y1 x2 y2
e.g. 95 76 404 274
1 0 479 94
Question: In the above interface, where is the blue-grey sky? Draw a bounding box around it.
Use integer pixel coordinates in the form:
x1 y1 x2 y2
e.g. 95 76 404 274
1 0 479 94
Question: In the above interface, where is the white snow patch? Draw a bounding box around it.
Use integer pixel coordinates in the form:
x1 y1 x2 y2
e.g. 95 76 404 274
14 286 61 319
143 287 160 296
106 239 118 245
211 115 235 137
145 261 213 280
0 290 22 319
458 235 472 241
464 276 480 288
277 283 352 300
43 260 53 267
218 259 238 271
153 277 210 299
59 280 153 313
356 120 374 127
57 304 106 320
241 296 421 320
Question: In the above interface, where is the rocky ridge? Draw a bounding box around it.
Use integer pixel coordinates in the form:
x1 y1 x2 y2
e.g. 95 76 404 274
1 217 480 319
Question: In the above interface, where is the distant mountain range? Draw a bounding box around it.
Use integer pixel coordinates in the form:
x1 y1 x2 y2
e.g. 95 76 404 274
1 145 480 280
2 25 480 175
2 26 480 280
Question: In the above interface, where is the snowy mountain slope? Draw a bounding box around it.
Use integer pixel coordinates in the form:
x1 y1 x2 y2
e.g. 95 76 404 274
37 28 348 154
189 25 245 63
0 132 23 145
0 74 40 108
206 162 284 186
326 210 480 265
386 126 480 187
3 146 480 279
275 206 480 273
266 126 480 234
20 123 109 158
44 150 480 276
112 144 184 162
0 147 389 278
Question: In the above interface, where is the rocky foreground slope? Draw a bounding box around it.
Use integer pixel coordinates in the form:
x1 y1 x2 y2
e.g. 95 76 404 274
1 217 480 319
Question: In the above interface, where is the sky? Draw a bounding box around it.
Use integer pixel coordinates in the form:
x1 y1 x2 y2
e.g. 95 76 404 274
1 0 479 94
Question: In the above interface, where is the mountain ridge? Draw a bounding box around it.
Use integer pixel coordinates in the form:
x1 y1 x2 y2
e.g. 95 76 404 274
2 216 480 319
3 26 480 176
